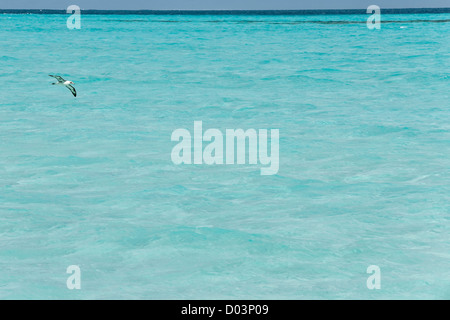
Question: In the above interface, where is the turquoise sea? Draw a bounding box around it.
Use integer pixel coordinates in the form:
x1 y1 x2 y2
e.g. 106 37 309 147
0 10 449 299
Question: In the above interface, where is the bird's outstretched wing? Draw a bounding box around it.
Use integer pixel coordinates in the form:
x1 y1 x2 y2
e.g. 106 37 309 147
67 85 77 97
49 75 65 83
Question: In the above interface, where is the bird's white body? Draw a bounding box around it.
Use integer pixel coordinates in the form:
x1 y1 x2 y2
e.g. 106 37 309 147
54 81 72 86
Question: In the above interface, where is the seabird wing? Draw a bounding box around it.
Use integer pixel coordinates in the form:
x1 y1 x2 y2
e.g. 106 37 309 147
67 85 77 97
49 75 65 83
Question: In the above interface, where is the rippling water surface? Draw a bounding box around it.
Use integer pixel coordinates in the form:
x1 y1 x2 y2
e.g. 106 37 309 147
0 11 449 299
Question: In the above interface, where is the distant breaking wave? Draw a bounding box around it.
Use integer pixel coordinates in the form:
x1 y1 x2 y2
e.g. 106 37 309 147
103 19 450 24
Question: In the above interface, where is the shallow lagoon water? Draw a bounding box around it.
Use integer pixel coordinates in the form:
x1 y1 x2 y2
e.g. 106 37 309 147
0 11 449 299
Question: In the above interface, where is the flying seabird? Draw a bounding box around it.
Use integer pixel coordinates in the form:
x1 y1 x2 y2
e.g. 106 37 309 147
49 75 77 97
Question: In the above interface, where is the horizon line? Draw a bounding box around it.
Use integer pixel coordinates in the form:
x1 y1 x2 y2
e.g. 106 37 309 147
2 7 450 11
